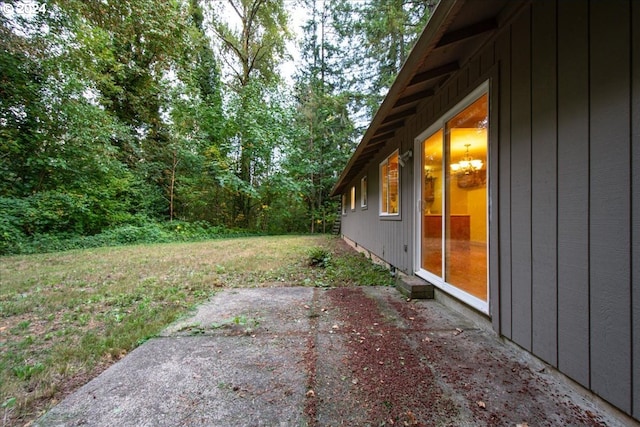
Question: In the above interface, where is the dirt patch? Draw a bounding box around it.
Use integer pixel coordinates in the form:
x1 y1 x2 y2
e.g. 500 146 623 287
323 287 613 427
326 287 461 426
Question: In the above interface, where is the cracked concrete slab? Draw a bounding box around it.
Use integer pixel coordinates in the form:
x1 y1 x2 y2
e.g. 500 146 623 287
35 286 633 427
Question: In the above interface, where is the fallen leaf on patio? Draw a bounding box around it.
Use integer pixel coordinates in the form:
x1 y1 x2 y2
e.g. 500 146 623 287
406 410 417 425
477 401 486 409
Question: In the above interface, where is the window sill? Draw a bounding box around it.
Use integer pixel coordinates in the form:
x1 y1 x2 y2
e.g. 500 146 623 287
379 214 402 221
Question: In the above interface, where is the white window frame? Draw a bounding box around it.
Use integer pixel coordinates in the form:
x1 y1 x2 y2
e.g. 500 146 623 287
379 150 400 217
360 176 368 208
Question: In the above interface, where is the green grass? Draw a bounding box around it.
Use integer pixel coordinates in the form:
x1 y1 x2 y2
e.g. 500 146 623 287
0 235 393 425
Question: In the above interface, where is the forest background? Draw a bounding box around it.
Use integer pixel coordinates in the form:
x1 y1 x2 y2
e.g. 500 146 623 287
0 0 436 255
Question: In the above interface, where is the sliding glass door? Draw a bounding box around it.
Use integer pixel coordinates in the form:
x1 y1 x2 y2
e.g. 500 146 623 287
421 130 443 277
416 85 488 312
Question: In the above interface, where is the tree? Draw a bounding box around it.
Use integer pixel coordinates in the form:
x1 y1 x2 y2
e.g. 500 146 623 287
289 0 358 232
0 0 229 239
204 0 292 228
0 1 144 235
61 0 226 222
0 0 436 243
331 0 435 119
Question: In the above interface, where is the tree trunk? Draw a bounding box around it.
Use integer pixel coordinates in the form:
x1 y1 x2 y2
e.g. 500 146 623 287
169 150 178 221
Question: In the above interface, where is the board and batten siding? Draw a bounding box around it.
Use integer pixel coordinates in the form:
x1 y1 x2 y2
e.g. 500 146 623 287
340 125 417 274
496 0 637 416
633 0 640 419
340 0 639 419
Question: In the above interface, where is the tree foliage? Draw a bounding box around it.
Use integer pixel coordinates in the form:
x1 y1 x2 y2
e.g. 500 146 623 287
203 0 292 228
331 0 434 119
0 0 435 254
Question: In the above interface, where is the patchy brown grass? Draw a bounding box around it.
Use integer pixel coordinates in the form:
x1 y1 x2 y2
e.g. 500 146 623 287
0 235 335 426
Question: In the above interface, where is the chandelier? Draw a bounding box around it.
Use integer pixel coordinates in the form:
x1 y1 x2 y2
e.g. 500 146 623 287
450 144 483 175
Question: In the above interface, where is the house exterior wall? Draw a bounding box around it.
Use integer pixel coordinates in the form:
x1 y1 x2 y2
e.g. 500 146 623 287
340 0 639 420
340 116 421 274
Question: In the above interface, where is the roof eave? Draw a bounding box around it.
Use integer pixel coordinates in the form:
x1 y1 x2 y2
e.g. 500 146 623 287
330 0 465 197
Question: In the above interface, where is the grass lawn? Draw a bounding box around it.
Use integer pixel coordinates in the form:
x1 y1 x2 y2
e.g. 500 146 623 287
0 235 392 425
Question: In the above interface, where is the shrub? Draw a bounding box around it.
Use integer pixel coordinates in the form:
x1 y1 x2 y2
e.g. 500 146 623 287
0 219 259 255
325 251 394 287
308 246 332 268
100 223 170 245
0 198 28 254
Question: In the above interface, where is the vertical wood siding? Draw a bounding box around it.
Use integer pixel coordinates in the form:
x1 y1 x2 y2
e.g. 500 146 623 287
497 0 636 415
530 0 558 366
340 0 638 418
588 1 632 413
508 6 533 352
556 0 590 389
632 2 640 418
488 74 501 333
341 139 412 273
496 28 512 339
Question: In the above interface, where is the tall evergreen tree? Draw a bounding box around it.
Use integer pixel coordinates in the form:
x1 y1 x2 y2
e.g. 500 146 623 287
332 0 435 120
290 0 358 232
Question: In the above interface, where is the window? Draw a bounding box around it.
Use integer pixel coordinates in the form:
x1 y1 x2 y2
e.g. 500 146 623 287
361 176 368 208
342 193 347 215
350 186 356 211
380 150 400 216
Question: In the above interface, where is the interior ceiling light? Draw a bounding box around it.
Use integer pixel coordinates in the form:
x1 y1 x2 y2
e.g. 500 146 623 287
450 144 483 175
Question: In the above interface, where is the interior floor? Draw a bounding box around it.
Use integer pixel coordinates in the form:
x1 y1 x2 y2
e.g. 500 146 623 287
422 239 487 301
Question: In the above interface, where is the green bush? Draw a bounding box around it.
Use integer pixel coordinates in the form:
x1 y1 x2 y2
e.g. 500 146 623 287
0 219 258 255
307 246 332 268
101 223 170 245
325 251 394 287
0 198 28 254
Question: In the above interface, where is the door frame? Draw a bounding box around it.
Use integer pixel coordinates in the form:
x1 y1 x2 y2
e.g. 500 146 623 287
413 81 490 314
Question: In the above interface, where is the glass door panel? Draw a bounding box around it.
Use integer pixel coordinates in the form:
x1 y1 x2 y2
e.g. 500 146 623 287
421 130 443 276
444 94 488 301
